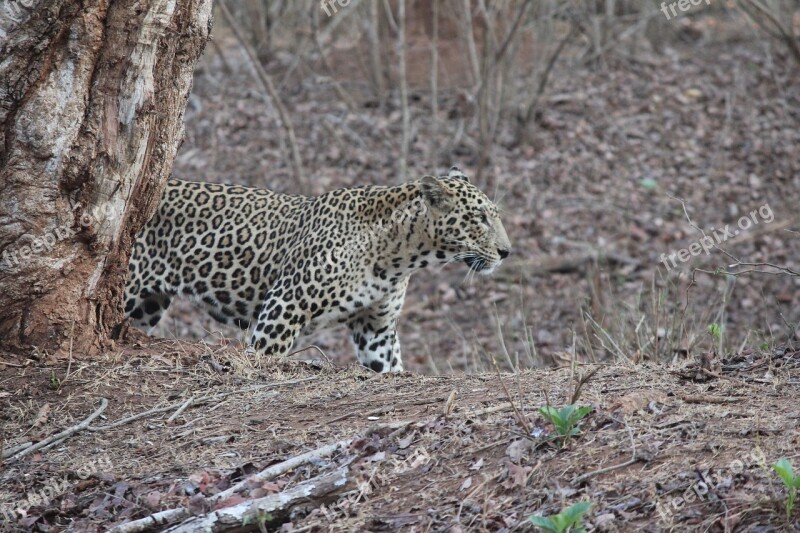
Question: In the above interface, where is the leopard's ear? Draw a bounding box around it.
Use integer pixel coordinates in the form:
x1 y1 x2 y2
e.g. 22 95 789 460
448 166 469 182
419 175 453 211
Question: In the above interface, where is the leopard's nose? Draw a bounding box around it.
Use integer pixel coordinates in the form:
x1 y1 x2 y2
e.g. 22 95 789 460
498 248 510 259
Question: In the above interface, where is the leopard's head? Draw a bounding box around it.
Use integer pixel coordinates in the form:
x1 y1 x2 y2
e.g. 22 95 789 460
418 167 511 275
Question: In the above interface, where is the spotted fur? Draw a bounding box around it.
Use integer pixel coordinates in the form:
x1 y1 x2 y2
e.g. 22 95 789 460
125 167 511 372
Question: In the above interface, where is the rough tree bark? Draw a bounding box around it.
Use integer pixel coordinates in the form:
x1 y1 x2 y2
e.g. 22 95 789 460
0 0 212 356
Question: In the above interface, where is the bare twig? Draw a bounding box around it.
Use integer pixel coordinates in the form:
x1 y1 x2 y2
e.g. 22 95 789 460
381 0 398 34
88 403 194 432
317 0 364 43
285 344 330 360
493 0 533 64
584 312 627 360
429 0 439 166
580 10 660 65
310 5 356 112
492 357 532 436
572 420 638 485
64 319 75 384
166 396 194 423
462 0 481 86
366 0 385 107
396 0 409 181
520 25 576 131
570 367 601 405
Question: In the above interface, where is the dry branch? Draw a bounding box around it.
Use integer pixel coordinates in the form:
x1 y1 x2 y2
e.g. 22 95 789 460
519 25 576 132
429 0 440 166
396 0 410 181
737 0 800 64
462 0 481 86
7 398 108 461
492 359 532 436
165 467 351 532
213 438 352 502
681 394 738 404
110 438 352 533
109 507 187 533
366 0 386 106
218 1 308 194
572 421 638 485
89 378 315 432
498 251 638 280
318 0 364 44
166 396 195 423
1 441 32 460
310 6 356 112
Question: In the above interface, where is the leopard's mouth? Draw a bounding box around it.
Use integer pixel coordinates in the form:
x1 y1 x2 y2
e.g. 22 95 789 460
464 256 488 272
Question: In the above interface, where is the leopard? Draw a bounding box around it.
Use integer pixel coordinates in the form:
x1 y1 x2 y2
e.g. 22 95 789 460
124 167 511 373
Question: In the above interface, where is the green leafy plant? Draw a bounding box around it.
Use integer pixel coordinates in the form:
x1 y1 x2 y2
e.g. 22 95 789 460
538 403 592 446
706 322 722 342
773 458 800 518
529 501 592 533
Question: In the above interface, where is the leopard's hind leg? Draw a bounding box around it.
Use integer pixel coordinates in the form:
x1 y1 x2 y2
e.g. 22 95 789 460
125 293 173 333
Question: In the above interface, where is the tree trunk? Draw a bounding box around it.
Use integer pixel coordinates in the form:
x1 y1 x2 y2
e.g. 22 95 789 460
0 0 212 356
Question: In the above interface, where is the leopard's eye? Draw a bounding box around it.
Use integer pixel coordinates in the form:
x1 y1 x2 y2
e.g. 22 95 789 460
479 212 489 225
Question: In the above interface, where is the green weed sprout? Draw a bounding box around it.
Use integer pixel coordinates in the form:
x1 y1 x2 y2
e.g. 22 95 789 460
538 404 592 446
773 458 800 518
706 323 722 342
529 502 592 533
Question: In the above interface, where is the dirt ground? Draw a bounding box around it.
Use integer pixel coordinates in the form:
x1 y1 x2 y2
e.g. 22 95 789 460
1 343 799 531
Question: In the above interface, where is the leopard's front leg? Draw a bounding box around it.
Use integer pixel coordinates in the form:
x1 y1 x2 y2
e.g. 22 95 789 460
348 282 407 373
248 284 306 357
349 315 402 373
